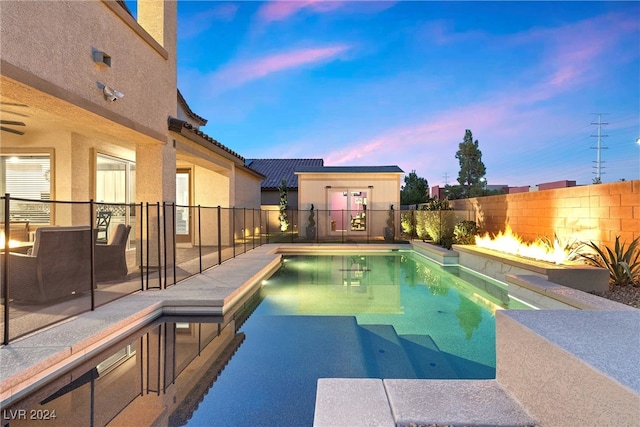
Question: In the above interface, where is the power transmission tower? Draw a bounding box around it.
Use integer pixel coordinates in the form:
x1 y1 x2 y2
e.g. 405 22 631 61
442 172 449 186
590 113 608 183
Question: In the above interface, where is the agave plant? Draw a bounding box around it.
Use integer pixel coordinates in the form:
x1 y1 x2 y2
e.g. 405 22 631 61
580 236 640 287
538 233 585 262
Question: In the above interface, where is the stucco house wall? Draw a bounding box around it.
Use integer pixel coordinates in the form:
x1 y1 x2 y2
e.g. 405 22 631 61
1 1 176 139
1 0 178 219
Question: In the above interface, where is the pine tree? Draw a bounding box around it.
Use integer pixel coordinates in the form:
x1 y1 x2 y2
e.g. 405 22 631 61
455 129 486 198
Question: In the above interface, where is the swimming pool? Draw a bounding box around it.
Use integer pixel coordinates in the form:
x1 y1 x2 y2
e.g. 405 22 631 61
4 251 532 426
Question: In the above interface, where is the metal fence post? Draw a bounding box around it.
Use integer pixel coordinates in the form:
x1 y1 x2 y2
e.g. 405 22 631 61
163 202 167 289
232 207 236 258
156 202 162 289
90 200 96 311
198 205 202 273
266 210 270 244
172 203 177 286
217 206 222 265
145 202 150 289
3 194 10 344
139 203 144 292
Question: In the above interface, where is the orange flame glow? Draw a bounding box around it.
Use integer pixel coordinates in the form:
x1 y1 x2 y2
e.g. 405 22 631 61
474 224 568 265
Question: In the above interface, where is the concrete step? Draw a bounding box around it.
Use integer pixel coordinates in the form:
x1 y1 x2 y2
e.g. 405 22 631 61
357 324 417 379
385 379 537 427
314 378 537 427
399 334 459 379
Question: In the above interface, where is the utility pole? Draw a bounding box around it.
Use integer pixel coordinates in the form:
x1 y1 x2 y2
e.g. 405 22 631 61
590 113 608 183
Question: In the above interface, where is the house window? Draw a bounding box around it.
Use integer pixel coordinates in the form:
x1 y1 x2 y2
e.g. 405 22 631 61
0 154 51 223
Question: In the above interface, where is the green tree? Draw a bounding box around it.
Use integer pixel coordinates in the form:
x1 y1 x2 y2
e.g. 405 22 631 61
401 170 429 205
455 129 486 198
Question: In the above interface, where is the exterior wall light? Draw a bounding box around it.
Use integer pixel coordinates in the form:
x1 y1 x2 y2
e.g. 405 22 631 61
92 49 112 67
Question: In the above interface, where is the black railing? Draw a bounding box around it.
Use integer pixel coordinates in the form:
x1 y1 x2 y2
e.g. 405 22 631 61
1 194 475 344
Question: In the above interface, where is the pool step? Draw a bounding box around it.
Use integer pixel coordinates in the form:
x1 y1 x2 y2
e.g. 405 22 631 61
357 325 417 379
314 378 538 427
399 334 459 379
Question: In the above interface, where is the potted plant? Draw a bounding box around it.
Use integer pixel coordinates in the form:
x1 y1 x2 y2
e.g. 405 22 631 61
306 204 316 239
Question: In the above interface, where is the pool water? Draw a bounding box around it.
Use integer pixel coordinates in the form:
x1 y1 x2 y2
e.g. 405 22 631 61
184 252 530 426
5 252 531 427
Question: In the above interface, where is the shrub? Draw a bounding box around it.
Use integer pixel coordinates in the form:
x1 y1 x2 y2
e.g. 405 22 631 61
453 220 478 245
417 199 455 246
580 236 640 287
401 211 414 236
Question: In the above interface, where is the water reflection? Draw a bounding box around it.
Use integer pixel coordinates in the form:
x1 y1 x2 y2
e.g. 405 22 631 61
1 295 259 427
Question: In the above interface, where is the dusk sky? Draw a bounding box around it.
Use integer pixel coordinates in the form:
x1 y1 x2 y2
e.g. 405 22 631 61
168 1 639 188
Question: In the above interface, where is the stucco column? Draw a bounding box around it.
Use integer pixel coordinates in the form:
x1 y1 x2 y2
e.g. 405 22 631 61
68 133 94 226
136 143 176 269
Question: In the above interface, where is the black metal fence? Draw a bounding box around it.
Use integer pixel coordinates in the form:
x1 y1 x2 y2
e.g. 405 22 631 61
0 194 474 344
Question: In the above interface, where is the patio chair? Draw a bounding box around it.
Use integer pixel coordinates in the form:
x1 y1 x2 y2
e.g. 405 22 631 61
95 223 131 282
96 211 111 242
8 226 94 304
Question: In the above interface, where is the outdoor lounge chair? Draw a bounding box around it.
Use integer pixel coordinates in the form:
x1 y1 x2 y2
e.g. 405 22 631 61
95 223 131 282
8 226 94 304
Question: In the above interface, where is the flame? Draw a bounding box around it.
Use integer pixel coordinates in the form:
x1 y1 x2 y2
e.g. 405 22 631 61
474 224 568 265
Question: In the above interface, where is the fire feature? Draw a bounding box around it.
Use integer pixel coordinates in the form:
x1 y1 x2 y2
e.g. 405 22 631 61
475 224 568 265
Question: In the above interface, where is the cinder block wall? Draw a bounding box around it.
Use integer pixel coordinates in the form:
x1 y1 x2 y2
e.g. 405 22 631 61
450 180 640 248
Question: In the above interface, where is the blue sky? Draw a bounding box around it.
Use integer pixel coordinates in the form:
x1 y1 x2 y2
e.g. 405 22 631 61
171 1 639 188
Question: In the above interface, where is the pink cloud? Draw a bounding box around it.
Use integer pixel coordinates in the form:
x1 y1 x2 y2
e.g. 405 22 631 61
257 0 347 23
210 45 350 90
179 4 239 39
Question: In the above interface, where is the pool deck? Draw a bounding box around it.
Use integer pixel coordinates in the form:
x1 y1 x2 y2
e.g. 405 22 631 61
1 243 639 426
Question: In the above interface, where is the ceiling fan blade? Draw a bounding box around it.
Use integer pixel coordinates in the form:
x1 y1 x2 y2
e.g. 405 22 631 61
0 102 28 108
1 126 25 135
0 109 29 118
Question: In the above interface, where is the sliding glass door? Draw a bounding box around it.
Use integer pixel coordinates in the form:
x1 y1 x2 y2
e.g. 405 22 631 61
96 154 135 247
328 189 368 234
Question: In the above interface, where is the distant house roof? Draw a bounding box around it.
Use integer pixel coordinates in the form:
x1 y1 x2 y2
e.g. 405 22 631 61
246 159 324 190
177 89 207 127
295 165 404 174
169 118 265 180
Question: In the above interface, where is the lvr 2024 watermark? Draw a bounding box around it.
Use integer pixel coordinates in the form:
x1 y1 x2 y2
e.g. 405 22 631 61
3 409 57 421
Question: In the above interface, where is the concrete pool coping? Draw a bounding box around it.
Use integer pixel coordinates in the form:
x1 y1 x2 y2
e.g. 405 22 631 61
1 243 638 426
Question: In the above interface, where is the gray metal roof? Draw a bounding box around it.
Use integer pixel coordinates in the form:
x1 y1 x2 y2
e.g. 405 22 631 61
295 165 404 174
245 159 324 189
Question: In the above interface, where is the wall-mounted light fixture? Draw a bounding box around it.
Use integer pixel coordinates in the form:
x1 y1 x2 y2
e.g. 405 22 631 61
93 49 112 67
